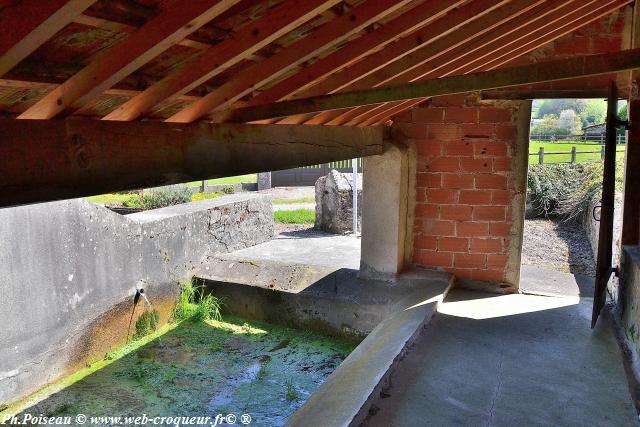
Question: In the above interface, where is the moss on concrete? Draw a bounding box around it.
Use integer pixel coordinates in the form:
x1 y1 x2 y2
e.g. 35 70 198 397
9 316 355 426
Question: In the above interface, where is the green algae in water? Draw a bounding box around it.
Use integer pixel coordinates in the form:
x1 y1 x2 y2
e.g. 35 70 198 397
16 317 357 426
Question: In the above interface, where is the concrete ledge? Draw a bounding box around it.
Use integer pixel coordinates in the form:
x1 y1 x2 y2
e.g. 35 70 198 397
285 269 454 427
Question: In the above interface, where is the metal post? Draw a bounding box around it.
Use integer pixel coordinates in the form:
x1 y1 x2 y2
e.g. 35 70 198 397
200 180 205 193
538 147 544 164
352 158 358 235
571 146 577 163
601 145 605 160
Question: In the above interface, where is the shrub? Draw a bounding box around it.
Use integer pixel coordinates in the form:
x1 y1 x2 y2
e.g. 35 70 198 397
527 162 624 221
125 185 192 210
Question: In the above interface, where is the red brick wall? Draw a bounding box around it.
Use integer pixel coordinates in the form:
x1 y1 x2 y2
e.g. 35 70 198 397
397 94 526 286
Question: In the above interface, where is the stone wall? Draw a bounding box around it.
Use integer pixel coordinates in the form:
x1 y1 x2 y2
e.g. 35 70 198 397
0 194 272 405
394 94 529 290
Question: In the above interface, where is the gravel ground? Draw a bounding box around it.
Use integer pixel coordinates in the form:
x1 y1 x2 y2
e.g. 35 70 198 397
522 218 596 277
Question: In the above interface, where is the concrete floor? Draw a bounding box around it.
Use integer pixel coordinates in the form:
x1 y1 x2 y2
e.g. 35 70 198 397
224 229 361 270
366 289 638 427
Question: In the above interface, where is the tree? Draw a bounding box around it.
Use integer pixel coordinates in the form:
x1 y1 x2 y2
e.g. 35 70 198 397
535 99 588 118
532 114 560 136
579 99 607 126
618 102 628 121
558 109 580 134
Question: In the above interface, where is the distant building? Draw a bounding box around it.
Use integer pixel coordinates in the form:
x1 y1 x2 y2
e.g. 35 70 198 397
582 123 606 136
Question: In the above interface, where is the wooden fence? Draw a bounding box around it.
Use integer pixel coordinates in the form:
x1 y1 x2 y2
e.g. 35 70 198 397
530 146 626 164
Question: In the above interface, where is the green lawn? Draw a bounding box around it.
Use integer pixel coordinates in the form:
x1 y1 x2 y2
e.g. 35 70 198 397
273 208 315 224
87 191 224 206
185 174 257 187
528 141 625 164
272 196 315 205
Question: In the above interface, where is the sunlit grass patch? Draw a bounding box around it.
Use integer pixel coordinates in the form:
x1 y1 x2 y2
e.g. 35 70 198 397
273 208 315 224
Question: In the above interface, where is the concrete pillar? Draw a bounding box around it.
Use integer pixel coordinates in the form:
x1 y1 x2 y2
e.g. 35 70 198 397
360 143 409 278
257 172 272 191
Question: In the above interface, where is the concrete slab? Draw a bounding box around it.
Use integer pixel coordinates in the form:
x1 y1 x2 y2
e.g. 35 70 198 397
217 230 360 270
365 289 638 427
520 264 595 298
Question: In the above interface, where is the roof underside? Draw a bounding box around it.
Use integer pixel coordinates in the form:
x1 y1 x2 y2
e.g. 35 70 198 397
0 0 633 127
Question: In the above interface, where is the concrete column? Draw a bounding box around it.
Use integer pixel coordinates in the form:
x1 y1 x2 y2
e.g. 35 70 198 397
257 172 272 191
360 143 409 278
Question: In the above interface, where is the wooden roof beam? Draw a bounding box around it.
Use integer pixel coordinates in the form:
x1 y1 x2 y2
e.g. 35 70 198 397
364 0 631 125
345 0 605 126
102 0 341 122
301 0 549 126
0 0 97 77
17 0 241 120
270 0 511 125
235 0 467 109
0 120 382 208
223 48 640 123
165 0 415 123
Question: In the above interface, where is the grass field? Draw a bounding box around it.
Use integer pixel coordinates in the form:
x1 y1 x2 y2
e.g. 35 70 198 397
185 174 257 187
528 141 625 164
273 208 315 224
87 191 224 206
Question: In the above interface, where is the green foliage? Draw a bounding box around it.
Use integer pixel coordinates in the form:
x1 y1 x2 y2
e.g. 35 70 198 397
527 163 592 218
273 208 315 224
285 379 298 401
221 186 235 195
618 102 628 121
579 99 607 126
191 191 224 202
528 162 624 221
134 310 160 339
126 185 193 210
173 280 223 323
534 99 589 119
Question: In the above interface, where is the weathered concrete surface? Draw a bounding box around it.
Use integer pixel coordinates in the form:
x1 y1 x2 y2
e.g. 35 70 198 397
584 194 623 263
360 144 409 278
0 194 272 405
618 246 640 382
520 264 594 298
315 170 362 234
286 269 453 427
365 289 638 427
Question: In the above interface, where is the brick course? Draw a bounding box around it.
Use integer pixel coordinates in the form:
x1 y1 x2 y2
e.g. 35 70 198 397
402 94 520 284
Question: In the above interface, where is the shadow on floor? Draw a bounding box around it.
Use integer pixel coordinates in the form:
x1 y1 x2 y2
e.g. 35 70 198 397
365 289 638 427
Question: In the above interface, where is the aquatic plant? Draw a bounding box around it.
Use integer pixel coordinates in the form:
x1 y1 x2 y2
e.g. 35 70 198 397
173 280 223 322
285 379 298 401
257 364 269 381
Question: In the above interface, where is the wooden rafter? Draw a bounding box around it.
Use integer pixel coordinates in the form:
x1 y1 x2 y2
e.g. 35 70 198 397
165 0 415 123
222 48 640 123
0 0 97 77
303 0 548 126
365 0 631 125
232 0 466 110
0 120 382 208
270 0 510 125
345 0 602 126
102 0 340 122
17 0 241 120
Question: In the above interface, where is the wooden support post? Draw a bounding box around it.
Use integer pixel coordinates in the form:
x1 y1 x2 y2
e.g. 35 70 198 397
225 48 640 123
0 120 382 208
539 147 544 164
601 145 606 160
571 146 577 163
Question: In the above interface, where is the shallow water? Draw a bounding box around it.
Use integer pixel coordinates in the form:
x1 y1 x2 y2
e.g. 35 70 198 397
17 317 356 426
